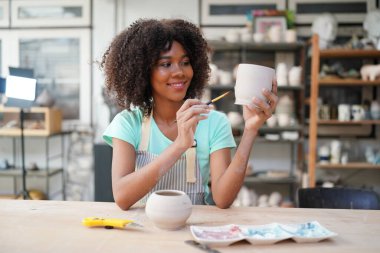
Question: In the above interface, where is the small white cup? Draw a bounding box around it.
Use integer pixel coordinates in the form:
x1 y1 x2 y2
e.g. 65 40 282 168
225 30 240 43
266 115 277 127
285 29 297 43
288 66 302 86
253 33 265 43
218 70 233 85
268 25 282 42
351 105 365 121
277 113 291 127
145 190 192 230
338 104 351 121
234 64 275 105
241 33 252 42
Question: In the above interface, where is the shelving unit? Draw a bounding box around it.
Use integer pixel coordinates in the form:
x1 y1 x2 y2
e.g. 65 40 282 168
208 40 306 202
308 34 380 187
0 125 69 200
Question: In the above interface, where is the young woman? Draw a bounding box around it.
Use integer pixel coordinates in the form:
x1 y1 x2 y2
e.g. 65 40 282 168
102 19 278 210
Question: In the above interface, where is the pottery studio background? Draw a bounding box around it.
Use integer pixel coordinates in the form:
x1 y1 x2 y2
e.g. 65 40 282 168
0 0 379 207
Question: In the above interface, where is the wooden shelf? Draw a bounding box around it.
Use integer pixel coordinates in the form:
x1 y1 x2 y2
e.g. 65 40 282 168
235 136 304 143
207 84 304 91
319 79 380 86
208 40 305 51
317 120 380 125
317 163 380 170
244 176 298 184
233 124 304 133
245 42 305 51
307 34 380 188
320 49 380 58
0 129 60 136
208 40 240 51
0 194 17 199
261 125 304 132
256 137 304 143
0 168 63 177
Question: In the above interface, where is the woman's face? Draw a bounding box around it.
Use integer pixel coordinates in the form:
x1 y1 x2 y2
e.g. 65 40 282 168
151 40 193 104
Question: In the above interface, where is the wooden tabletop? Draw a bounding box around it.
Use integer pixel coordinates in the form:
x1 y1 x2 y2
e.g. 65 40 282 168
0 200 379 253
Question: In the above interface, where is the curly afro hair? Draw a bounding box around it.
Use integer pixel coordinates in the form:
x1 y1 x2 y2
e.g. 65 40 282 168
101 18 211 117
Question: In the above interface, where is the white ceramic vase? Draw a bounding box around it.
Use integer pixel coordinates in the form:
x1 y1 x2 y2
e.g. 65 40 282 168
268 25 282 42
253 33 265 43
285 29 297 43
276 63 288 86
208 63 219 85
227 111 243 128
370 101 380 120
288 66 302 86
145 190 192 230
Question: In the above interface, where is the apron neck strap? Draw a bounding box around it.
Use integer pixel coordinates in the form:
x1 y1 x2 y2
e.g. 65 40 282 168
139 115 151 151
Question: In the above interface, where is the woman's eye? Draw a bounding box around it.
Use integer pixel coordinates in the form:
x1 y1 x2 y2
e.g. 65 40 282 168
181 61 191 66
159 62 171 68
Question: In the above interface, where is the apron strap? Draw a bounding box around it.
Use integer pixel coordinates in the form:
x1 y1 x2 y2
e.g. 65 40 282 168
140 113 196 183
139 116 151 151
186 146 196 183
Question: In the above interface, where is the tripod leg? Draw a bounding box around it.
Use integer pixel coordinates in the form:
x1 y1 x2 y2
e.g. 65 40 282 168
20 109 29 200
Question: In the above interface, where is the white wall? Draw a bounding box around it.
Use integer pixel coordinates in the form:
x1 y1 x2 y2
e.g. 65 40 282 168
124 0 199 27
92 0 116 143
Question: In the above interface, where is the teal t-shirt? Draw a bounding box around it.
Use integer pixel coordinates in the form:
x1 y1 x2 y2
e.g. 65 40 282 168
103 108 236 204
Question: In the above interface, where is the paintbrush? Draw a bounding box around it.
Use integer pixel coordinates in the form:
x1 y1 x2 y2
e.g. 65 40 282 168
172 91 232 124
206 91 231 105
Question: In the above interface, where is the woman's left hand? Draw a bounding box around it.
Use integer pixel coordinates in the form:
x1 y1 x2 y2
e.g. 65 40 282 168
242 79 278 133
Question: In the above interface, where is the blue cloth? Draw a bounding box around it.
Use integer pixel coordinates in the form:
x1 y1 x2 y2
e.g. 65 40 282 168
103 108 236 203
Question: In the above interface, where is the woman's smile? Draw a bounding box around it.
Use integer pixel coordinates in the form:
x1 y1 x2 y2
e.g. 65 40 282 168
167 81 187 90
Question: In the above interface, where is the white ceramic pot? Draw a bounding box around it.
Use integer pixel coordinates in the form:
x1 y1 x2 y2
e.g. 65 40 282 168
241 32 252 42
227 111 243 128
225 30 240 43
266 114 277 127
276 63 288 86
218 70 233 85
145 190 192 230
253 33 265 43
277 113 291 127
338 104 351 121
330 140 341 164
285 29 297 43
370 101 380 120
268 25 282 42
208 63 219 85
288 66 302 87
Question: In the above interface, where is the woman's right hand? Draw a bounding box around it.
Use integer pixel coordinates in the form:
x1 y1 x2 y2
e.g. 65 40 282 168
175 99 210 150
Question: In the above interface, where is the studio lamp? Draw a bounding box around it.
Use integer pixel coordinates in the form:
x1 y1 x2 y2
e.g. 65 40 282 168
5 75 37 199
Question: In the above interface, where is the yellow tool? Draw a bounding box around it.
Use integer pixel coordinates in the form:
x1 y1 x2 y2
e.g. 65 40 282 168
82 217 143 229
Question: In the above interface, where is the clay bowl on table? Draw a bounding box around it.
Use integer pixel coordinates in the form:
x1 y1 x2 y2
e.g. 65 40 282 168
145 190 192 230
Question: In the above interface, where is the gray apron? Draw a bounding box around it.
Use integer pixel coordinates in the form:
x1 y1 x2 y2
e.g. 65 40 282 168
136 115 205 205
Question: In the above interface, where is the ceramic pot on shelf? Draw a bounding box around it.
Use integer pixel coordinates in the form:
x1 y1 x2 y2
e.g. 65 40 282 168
288 66 302 87
370 100 380 120
276 63 288 86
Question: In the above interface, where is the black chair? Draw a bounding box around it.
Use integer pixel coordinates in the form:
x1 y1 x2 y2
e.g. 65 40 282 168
93 144 114 202
297 187 380 210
